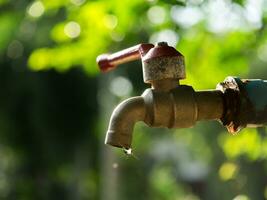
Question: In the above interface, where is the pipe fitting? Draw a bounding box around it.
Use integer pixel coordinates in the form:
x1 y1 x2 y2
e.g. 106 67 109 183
217 76 267 133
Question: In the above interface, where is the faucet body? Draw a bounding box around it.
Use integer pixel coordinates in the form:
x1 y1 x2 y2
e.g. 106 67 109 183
106 85 223 149
97 42 267 149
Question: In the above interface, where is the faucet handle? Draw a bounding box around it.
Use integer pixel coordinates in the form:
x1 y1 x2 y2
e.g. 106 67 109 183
97 43 154 72
97 42 186 87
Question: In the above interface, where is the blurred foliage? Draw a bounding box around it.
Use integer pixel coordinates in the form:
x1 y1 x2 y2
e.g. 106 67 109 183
28 0 145 74
1 0 267 199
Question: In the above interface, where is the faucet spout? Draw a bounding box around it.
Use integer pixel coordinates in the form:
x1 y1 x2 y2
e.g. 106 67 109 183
105 96 147 149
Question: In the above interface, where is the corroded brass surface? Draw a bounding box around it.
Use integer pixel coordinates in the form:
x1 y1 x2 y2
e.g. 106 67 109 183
105 86 224 149
142 56 185 83
195 90 224 121
105 96 146 148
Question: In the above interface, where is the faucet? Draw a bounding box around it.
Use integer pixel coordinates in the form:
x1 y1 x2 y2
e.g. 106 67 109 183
97 42 267 150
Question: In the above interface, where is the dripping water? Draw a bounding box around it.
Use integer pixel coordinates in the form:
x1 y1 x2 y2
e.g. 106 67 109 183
122 147 139 160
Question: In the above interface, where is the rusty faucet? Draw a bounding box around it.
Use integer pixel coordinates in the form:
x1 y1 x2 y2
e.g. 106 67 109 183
97 42 267 150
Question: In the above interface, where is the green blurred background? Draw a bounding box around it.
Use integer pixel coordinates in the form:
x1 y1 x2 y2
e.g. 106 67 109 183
1 0 267 199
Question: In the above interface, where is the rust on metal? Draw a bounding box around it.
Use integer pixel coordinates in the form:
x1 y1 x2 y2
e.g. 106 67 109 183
217 77 267 134
142 56 185 83
216 77 241 133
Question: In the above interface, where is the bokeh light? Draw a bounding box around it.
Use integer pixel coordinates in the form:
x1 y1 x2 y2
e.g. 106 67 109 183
109 76 133 97
104 14 118 29
27 1 45 18
233 194 250 200
219 162 238 181
147 6 166 25
70 0 86 6
150 29 179 47
64 21 81 38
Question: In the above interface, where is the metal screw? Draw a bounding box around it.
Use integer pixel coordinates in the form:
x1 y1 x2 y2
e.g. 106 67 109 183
157 42 168 46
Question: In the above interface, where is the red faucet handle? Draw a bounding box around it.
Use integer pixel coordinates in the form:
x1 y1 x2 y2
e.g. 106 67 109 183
96 54 114 72
97 43 154 72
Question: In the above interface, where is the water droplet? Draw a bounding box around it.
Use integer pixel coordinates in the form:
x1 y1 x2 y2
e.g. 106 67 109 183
123 148 132 155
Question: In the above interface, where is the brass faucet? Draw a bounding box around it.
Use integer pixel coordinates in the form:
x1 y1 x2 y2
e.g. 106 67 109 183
97 42 267 150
